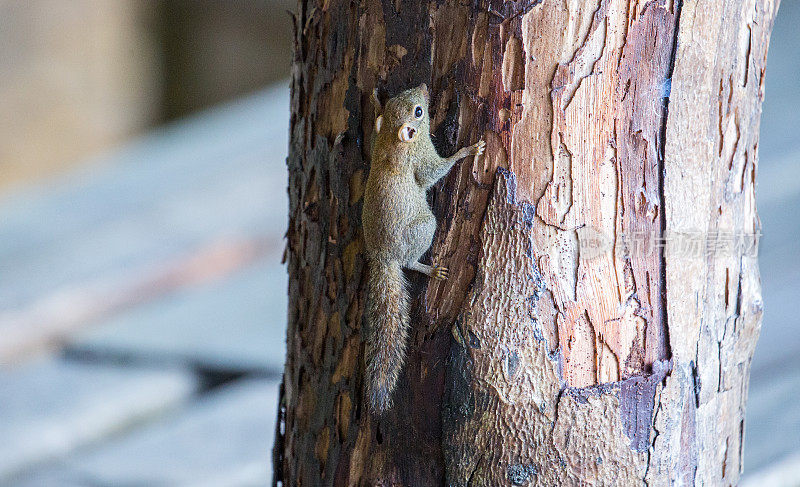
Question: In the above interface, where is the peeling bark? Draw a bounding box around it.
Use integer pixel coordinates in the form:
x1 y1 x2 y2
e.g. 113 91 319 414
275 0 779 485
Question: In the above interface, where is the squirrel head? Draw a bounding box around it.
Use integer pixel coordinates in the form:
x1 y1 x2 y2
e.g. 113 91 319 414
375 84 430 144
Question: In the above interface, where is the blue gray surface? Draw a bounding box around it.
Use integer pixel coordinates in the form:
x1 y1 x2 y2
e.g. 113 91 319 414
69 258 287 373
0 84 290 485
9 380 277 487
0 359 196 482
0 84 288 314
743 2 800 478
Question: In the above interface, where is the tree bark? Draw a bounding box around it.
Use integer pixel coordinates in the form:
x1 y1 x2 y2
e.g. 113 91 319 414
274 0 779 485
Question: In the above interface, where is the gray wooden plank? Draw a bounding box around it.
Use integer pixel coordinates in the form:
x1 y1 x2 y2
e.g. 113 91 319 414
749 0 800 379
0 359 197 482
750 182 800 376
0 83 289 361
11 379 278 487
742 452 800 487
0 236 283 365
745 357 800 474
758 0 800 162
0 83 289 310
744 12 800 465
67 257 287 373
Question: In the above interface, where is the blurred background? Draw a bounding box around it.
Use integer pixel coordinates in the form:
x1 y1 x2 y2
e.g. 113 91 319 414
0 1 797 485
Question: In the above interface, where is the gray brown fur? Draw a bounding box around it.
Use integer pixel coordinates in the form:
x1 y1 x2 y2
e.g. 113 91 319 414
362 84 485 414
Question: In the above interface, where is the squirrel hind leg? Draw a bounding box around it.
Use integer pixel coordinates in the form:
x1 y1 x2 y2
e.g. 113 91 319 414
407 261 448 281
403 213 436 262
407 261 433 275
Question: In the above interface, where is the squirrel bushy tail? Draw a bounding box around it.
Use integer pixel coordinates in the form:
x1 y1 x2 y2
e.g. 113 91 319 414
364 259 409 414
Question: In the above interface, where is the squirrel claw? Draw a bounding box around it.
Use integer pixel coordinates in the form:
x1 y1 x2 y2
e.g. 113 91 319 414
432 264 449 281
472 139 486 157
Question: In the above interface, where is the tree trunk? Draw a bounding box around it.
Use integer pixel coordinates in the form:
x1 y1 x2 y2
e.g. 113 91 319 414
273 0 779 485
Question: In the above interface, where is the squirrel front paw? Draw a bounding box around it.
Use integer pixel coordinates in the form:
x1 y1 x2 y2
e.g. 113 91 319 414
431 264 449 281
471 139 486 157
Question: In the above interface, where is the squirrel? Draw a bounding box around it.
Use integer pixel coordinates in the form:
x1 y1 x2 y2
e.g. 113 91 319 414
361 84 485 414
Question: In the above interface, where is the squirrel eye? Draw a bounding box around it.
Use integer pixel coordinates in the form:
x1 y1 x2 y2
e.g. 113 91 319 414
414 105 423 118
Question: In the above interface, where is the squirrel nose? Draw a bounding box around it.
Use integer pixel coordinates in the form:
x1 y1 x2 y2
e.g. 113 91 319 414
398 123 416 142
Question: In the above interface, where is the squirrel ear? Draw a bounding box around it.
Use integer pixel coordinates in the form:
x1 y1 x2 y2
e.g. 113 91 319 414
372 88 382 112
375 115 383 133
419 83 429 102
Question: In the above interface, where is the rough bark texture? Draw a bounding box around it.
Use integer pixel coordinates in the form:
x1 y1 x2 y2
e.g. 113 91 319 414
274 0 779 485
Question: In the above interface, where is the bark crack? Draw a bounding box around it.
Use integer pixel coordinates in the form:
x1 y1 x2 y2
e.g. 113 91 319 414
656 0 685 364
